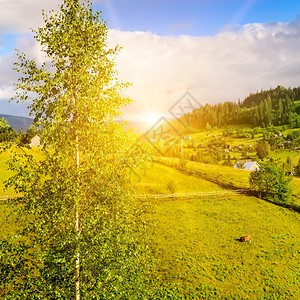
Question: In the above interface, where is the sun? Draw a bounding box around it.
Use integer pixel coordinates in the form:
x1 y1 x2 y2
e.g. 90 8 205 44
144 112 161 125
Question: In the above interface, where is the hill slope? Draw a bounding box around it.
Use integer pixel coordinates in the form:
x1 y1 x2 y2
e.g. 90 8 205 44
149 194 300 299
134 161 300 298
0 114 33 132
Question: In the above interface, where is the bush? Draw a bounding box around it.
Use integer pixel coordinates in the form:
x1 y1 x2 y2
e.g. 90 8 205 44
255 140 271 160
167 180 177 194
249 162 292 203
177 157 188 169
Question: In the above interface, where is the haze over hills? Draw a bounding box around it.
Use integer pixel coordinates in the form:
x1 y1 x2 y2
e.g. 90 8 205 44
0 114 33 132
1 114 153 134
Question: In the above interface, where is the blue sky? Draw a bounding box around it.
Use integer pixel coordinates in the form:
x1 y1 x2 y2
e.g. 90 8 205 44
95 0 300 35
1 0 300 119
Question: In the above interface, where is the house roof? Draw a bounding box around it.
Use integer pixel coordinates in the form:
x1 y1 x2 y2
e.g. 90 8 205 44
234 161 260 171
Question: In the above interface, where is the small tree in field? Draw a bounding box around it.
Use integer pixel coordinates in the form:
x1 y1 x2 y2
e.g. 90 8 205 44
0 1 154 299
249 162 292 203
255 140 271 160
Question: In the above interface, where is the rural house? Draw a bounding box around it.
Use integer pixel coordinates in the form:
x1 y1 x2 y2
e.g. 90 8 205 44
29 135 40 147
234 161 260 171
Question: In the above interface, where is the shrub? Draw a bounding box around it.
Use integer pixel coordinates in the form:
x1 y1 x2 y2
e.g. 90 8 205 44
167 180 177 194
249 162 292 203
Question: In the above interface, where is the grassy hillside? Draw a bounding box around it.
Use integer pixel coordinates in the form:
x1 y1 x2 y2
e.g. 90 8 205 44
181 126 300 166
149 194 300 299
156 157 251 189
1 146 300 298
133 163 225 195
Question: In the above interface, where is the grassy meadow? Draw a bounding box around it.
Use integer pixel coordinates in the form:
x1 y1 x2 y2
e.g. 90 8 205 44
133 163 225 195
1 147 300 299
148 194 300 299
157 157 251 189
133 160 300 298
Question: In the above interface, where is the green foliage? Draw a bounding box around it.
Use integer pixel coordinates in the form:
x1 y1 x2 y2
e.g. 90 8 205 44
166 180 177 194
0 118 16 145
295 159 300 177
255 140 271 160
222 154 233 166
177 157 188 169
1 0 154 298
235 161 246 169
172 86 300 130
249 162 292 203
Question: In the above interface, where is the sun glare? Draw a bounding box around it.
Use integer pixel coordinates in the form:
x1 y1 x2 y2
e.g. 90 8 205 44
145 112 161 125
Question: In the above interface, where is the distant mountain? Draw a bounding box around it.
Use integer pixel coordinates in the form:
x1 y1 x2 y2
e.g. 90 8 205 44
0 115 159 134
0 114 33 132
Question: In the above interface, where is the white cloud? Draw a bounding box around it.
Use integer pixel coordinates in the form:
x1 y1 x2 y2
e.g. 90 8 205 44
108 19 300 121
0 0 62 33
1 16 300 121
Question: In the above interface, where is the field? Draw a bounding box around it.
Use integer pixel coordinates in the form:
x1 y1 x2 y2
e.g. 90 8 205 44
182 127 300 166
1 149 300 299
133 163 225 194
149 194 300 299
136 163 300 299
155 157 300 206
156 157 252 189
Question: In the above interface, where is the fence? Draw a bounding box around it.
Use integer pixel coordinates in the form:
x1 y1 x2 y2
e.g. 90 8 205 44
153 158 244 190
0 195 19 202
134 189 245 199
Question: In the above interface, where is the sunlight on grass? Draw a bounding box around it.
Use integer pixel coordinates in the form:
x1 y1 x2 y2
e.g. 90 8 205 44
133 163 225 194
149 195 300 298
157 157 251 189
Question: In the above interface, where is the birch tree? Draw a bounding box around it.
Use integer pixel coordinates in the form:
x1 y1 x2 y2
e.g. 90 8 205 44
0 0 153 298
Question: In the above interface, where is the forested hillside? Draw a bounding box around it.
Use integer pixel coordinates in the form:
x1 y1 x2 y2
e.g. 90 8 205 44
174 86 300 130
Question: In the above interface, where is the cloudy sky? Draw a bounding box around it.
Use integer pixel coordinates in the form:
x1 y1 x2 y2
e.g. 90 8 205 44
1 0 300 122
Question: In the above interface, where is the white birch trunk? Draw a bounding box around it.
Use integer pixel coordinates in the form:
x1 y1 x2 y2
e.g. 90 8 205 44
75 134 80 300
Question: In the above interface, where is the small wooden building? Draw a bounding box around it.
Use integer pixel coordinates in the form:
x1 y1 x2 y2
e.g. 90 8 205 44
29 135 40 147
234 161 260 171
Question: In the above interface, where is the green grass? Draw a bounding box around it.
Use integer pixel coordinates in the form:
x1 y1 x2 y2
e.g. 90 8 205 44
270 150 300 164
0 147 42 240
133 163 225 194
149 195 300 299
157 157 251 189
0 150 14 196
0 147 43 196
1 144 300 298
